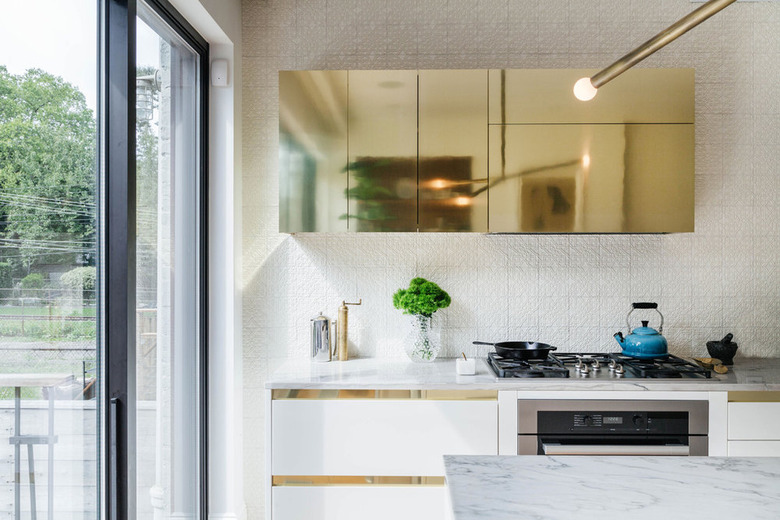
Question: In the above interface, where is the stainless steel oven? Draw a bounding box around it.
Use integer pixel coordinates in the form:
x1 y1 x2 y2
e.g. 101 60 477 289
518 400 709 456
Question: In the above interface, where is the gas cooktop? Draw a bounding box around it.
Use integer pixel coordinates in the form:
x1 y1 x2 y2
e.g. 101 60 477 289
486 352 711 379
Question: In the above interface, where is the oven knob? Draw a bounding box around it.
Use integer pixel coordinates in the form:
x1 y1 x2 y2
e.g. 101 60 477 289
632 415 645 427
583 415 594 426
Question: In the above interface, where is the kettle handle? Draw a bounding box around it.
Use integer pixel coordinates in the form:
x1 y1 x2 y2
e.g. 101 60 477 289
627 303 664 334
632 302 658 309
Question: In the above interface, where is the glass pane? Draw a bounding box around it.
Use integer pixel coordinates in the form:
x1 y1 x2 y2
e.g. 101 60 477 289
0 1 98 518
135 3 201 517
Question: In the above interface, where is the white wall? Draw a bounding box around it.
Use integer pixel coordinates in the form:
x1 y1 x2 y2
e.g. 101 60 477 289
241 0 780 517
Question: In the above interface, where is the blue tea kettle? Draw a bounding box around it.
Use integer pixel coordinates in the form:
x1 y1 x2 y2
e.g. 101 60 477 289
613 302 668 359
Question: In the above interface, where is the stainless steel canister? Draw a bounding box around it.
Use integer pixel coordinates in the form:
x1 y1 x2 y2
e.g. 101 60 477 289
311 312 332 362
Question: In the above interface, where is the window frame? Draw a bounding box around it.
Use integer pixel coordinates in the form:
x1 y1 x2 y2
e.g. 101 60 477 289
100 1 208 518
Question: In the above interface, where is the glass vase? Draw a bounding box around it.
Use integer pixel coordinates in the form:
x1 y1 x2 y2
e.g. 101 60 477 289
404 314 441 362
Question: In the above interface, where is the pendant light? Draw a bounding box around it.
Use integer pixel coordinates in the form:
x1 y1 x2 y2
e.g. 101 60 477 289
574 0 737 101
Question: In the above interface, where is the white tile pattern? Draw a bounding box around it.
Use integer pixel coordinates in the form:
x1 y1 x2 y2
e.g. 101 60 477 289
241 0 780 515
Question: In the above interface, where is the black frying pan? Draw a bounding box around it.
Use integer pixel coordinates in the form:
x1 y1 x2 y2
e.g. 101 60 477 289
473 341 556 360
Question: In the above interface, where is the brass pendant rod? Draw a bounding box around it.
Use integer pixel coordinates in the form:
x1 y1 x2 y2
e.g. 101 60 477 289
591 0 736 89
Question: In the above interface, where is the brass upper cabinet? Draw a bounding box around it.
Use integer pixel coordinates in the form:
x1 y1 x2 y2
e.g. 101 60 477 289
488 124 694 233
279 70 348 232
348 70 418 231
487 68 694 233
279 68 694 233
419 70 488 232
488 69 694 124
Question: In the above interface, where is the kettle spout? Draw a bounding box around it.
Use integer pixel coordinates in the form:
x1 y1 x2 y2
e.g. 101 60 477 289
613 331 625 348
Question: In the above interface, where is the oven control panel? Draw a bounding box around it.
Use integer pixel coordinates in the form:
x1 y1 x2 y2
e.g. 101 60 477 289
539 411 689 434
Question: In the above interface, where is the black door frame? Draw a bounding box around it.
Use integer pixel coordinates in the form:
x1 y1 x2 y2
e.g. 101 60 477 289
100 0 208 518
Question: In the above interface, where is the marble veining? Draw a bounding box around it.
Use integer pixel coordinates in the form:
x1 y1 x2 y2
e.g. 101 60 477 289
444 455 780 520
266 357 780 390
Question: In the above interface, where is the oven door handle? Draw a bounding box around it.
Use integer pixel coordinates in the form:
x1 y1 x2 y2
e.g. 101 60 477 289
541 443 690 456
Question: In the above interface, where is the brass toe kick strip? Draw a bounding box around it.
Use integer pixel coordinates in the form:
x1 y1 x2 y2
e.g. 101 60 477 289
728 391 780 403
272 475 445 487
272 389 497 400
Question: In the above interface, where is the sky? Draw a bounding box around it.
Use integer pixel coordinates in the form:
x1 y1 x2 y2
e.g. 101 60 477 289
0 0 161 111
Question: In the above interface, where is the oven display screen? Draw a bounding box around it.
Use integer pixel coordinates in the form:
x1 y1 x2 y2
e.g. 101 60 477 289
603 416 623 425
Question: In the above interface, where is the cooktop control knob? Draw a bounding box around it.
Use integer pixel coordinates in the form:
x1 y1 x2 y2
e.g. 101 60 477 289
582 415 594 426
632 414 645 427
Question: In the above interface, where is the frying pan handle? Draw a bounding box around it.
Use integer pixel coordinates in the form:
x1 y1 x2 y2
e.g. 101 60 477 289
472 341 495 346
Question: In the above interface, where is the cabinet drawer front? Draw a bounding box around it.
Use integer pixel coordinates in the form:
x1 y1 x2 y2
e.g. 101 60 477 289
273 486 448 520
728 403 780 440
272 400 497 475
728 441 780 457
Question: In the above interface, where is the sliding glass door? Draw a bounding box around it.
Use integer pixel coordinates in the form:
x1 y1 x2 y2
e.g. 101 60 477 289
134 3 205 518
102 0 208 518
0 2 98 519
0 1 206 517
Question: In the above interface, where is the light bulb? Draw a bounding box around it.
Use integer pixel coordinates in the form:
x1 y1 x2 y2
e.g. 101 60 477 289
582 154 591 168
573 77 598 101
429 178 448 190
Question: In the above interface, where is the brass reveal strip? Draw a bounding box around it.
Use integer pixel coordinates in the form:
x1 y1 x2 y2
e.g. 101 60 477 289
272 476 445 487
728 391 780 403
271 389 497 400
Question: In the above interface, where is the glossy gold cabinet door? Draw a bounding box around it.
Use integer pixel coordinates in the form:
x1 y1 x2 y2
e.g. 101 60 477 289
418 70 488 232
488 69 694 124
347 70 418 232
279 70 348 232
488 124 694 233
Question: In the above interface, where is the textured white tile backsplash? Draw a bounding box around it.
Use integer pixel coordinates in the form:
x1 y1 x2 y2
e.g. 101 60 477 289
241 0 780 515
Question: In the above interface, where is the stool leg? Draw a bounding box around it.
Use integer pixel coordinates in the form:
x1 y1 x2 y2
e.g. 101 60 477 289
47 388 54 520
28 443 36 520
14 387 20 520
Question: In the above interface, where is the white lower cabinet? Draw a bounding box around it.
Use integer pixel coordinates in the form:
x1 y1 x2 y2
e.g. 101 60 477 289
273 486 449 520
269 394 496 520
727 400 780 456
272 399 497 475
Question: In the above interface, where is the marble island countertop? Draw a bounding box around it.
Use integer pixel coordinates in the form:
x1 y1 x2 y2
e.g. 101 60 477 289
266 357 780 391
444 455 780 520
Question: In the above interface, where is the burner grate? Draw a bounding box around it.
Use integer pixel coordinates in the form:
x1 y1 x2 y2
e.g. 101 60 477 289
486 352 569 378
486 349 713 379
609 353 711 378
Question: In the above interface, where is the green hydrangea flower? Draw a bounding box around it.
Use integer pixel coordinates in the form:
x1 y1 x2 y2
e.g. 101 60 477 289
392 277 451 318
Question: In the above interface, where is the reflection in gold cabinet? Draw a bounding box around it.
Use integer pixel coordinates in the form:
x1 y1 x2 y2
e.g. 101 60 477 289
347 70 418 231
419 70 488 232
488 124 693 233
279 71 348 232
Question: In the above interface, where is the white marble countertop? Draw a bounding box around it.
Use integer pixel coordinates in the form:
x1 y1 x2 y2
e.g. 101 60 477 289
266 357 780 391
444 455 780 520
